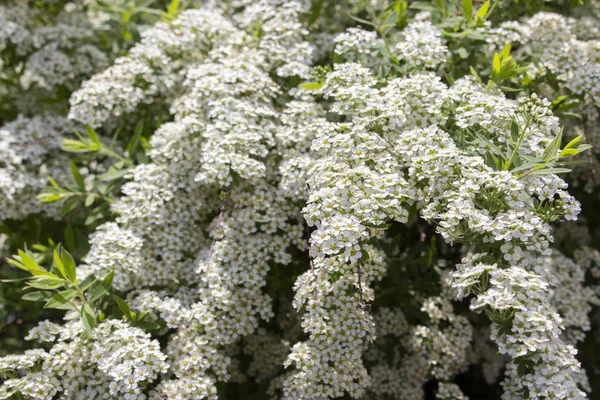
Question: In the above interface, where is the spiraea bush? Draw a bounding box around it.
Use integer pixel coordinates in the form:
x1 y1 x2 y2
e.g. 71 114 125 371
1 0 600 399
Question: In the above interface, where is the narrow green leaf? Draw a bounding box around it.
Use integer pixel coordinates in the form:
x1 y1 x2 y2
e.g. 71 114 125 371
564 134 585 150
541 130 563 162
81 303 96 333
128 120 144 158
60 196 79 216
62 139 90 153
18 250 40 272
510 120 519 142
492 53 501 79
37 193 64 203
70 161 85 190
45 290 77 309
531 167 571 175
136 320 161 330
347 13 375 26
27 276 66 290
61 250 77 283
470 66 482 83
86 125 100 146
559 148 579 158
22 291 53 302
475 0 490 21
103 271 115 288
7 259 33 273
462 0 472 21
85 195 95 207
53 249 67 279
500 43 511 59
89 272 114 304
113 295 132 320
79 275 97 291
47 177 63 192
97 168 129 182
300 82 324 90
167 0 179 15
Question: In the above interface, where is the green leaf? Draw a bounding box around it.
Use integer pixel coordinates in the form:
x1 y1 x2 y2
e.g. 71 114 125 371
86 125 100 147
61 250 77 283
541 130 563 162
564 134 585 150
300 82 324 90
475 0 490 22
60 196 79 216
113 295 132 320
102 271 115 288
409 1 437 11
530 167 571 175
128 120 144 158
53 249 67 279
18 250 40 272
558 148 579 158
136 320 161 330
81 303 96 333
62 138 90 153
22 291 53 302
47 177 63 192
510 120 519 142
85 195 95 207
97 168 129 182
347 13 375 26
470 66 482 83
45 290 77 309
27 276 66 290
550 95 568 111
456 47 468 59
70 161 85 190
500 43 511 59
492 53 501 79
37 193 64 203
167 0 179 15
89 272 114 303
79 275 97 291
462 0 472 21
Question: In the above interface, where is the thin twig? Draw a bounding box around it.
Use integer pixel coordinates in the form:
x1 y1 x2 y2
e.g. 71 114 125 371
14 127 72 148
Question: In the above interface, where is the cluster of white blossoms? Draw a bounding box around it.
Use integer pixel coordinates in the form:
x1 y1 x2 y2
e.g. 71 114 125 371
0 114 69 220
0 319 167 400
298 47 592 395
395 21 447 68
0 1 114 224
2 1 600 400
6 1 322 399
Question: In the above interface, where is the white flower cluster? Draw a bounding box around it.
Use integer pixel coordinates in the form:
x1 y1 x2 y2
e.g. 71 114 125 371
0 2 108 91
66 1 317 398
493 12 600 102
0 114 70 221
395 21 447 68
297 56 588 398
284 246 387 399
3 3 600 400
0 319 167 400
334 27 382 61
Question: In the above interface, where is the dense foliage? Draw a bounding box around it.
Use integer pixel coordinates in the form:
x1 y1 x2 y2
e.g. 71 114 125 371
1 0 600 399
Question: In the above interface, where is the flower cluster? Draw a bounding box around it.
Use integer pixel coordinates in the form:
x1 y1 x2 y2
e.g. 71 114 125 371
2 1 600 400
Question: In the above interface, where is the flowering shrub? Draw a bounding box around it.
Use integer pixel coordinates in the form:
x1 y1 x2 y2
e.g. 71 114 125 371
1 0 600 399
